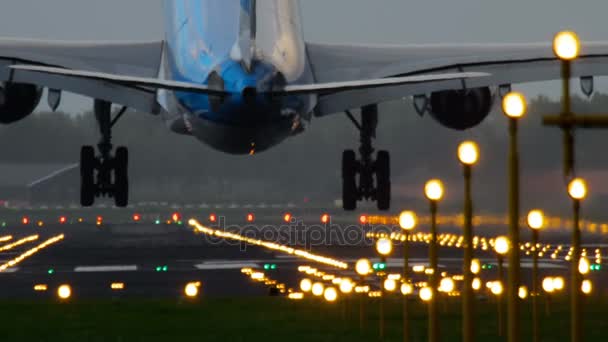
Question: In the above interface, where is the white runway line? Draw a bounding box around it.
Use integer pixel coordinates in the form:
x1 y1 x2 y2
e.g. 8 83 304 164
74 265 138 272
194 262 259 270
0 268 19 273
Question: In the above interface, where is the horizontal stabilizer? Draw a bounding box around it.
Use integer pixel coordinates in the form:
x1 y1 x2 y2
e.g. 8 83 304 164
278 72 490 95
10 65 489 97
9 65 229 96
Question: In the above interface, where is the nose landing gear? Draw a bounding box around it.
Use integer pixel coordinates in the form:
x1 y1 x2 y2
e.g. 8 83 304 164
80 100 129 207
342 104 391 211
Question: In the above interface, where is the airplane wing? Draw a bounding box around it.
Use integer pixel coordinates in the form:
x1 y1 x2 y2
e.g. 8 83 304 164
306 41 608 116
0 38 164 114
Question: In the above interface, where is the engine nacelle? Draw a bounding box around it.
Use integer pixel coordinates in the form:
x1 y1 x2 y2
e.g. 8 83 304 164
429 87 494 130
0 83 43 124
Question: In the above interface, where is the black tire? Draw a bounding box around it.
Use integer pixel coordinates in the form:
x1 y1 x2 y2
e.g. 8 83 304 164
342 150 358 211
114 146 129 208
80 146 96 207
376 150 391 211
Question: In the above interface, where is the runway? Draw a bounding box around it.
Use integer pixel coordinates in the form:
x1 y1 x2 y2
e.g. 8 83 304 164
0 208 604 299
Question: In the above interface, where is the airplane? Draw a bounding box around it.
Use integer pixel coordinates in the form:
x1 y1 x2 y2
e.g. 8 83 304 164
0 0 607 210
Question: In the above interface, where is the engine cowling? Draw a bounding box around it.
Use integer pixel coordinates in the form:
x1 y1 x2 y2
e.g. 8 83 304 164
429 87 494 130
0 83 43 124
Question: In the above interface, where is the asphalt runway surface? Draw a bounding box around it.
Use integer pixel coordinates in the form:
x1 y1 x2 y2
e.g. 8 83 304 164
0 208 605 299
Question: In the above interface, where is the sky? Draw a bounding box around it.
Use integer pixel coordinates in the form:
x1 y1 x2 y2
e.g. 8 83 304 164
1 0 608 112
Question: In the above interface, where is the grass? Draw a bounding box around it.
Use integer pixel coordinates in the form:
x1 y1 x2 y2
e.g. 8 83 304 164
0 296 607 341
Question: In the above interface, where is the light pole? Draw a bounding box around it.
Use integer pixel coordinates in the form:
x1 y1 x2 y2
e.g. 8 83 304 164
399 211 417 342
553 31 581 181
457 140 480 342
568 177 587 342
424 179 445 342
376 238 393 340
494 236 510 337
356 258 372 331
502 91 526 342
527 209 545 342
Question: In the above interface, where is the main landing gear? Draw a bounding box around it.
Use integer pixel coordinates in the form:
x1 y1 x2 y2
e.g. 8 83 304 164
80 100 129 208
342 104 391 211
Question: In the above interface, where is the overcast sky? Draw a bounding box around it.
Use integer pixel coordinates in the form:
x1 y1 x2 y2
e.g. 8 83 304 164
1 0 607 112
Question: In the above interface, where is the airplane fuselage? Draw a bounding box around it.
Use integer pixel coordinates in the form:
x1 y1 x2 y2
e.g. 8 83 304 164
159 0 316 154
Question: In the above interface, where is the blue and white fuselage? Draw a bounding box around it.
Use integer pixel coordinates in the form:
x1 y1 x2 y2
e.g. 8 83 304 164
158 0 315 154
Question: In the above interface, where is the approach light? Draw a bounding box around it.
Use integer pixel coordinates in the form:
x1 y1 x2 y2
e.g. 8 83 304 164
458 141 480 166
376 238 393 256
399 211 417 231
439 277 455 293
471 259 481 275
579 257 590 275
518 286 529 299
425 179 445 201
324 287 338 302
57 284 72 300
184 282 200 298
384 279 397 292
209 214 217 223
494 236 510 255
502 92 527 119
247 213 255 223
553 31 580 61
568 178 588 200
133 213 141 222
22 217 29 225
491 281 504 296
312 282 325 297
321 214 330 224
339 279 353 294
300 278 313 293
542 277 555 293
59 216 67 224
581 279 592 294
419 287 433 302
401 283 413 296
472 277 482 291
355 258 372 276
552 277 565 291
527 210 545 230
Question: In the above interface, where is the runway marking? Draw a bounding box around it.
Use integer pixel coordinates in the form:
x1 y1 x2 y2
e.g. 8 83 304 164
0 235 39 253
0 234 64 272
189 219 348 269
195 262 259 270
0 267 19 273
74 265 138 272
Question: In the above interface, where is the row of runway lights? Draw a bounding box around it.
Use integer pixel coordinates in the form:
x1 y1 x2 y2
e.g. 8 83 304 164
241 264 594 304
367 231 603 266
32 281 204 300
0 234 65 272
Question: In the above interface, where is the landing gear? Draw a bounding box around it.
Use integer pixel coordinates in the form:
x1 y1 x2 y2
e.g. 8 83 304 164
342 104 391 211
80 100 129 207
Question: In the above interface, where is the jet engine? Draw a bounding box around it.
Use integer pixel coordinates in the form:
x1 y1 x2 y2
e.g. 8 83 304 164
429 87 494 130
0 83 43 124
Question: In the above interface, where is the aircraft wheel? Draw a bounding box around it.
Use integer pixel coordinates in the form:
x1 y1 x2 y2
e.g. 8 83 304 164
114 146 129 208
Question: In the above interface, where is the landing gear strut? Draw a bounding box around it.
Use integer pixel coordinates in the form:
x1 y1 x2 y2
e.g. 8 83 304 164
80 100 129 207
342 104 391 211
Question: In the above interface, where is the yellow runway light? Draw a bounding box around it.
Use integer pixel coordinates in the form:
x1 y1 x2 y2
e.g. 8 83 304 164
34 284 48 292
